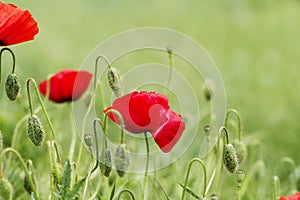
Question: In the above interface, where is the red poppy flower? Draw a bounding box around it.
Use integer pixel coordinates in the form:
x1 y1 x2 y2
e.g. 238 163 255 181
39 70 92 103
0 2 39 46
104 91 185 153
279 192 300 200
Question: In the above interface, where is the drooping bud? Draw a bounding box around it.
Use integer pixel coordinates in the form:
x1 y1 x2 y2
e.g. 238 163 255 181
100 149 112 177
235 169 246 185
84 134 93 147
115 144 130 177
27 115 45 146
223 144 238 173
23 160 35 195
202 79 214 101
5 73 20 101
0 178 13 200
211 194 218 200
108 172 116 186
108 67 122 97
232 140 247 164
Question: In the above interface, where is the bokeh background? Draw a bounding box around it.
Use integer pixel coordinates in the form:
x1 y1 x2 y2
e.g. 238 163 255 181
1 0 300 198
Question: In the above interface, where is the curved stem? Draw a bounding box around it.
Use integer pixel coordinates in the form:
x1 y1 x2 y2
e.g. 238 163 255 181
26 78 61 163
94 55 111 91
91 118 103 173
219 126 229 145
273 176 280 200
224 109 242 142
166 47 173 89
0 148 39 199
103 109 125 144
142 132 150 200
181 158 207 200
0 47 16 83
118 189 136 200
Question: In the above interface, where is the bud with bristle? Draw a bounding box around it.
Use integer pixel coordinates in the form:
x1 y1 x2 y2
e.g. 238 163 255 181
5 73 20 101
108 67 122 97
115 144 130 177
84 134 93 147
223 144 238 173
0 178 13 200
27 115 45 146
100 149 112 177
232 140 247 164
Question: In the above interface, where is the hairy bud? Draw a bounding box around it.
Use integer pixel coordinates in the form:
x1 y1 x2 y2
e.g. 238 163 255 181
84 134 93 147
232 140 247 164
100 149 112 177
108 67 122 97
115 144 130 177
223 144 238 173
0 178 13 200
235 169 246 184
5 73 20 101
27 115 45 146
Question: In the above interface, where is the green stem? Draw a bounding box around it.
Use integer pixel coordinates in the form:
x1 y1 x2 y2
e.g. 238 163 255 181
103 109 125 144
0 47 16 83
181 158 207 200
26 78 61 163
236 184 241 200
224 109 242 142
166 47 173 89
142 132 150 200
91 118 102 173
46 141 55 200
0 148 39 199
273 176 280 200
68 104 77 162
118 189 136 200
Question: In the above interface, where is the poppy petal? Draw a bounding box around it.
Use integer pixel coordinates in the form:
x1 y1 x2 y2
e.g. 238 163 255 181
279 192 300 200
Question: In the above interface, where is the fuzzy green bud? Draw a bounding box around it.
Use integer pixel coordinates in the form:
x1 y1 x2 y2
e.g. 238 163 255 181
0 178 13 200
108 67 122 97
223 144 238 173
100 149 112 177
115 144 130 177
23 173 33 195
5 73 20 101
84 134 93 147
232 140 247 164
27 115 45 146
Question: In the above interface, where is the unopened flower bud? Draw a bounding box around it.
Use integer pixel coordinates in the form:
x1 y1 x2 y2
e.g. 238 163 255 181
232 140 247 164
115 144 130 177
223 144 238 173
27 115 45 146
100 149 112 177
235 169 246 184
211 194 218 200
84 134 93 147
203 125 211 135
23 173 33 195
0 178 13 200
5 73 20 101
108 67 122 97
202 79 214 101
108 172 116 186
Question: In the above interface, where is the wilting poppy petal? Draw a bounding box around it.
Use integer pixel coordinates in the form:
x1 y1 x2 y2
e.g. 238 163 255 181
0 2 39 46
39 70 92 103
152 110 185 153
104 91 169 133
279 192 300 200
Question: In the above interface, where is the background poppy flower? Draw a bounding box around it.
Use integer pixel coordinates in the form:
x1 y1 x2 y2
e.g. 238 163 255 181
0 2 39 46
279 192 300 200
104 91 185 153
39 70 92 103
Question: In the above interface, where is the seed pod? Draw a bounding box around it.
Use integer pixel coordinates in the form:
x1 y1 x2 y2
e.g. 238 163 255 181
5 73 20 101
27 115 45 146
100 149 112 177
84 134 93 147
108 67 122 97
223 144 238 173
0 178 13 200
232 140 247 164
115 144 130 177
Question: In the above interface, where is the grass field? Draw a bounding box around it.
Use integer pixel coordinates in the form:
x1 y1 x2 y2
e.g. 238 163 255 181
1 0 300 199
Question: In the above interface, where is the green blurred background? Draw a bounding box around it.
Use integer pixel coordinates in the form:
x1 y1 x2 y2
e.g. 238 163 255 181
1 0 300 197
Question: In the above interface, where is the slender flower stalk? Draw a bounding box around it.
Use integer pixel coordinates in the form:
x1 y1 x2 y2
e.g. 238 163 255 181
274 176 280 200
166 46 173 90
181 158 207 200
142 132 150 200
118 189 135 200
46 141 55 200
224 109 242 141
0 148 39 199
26 78 61 163
0 48 16 83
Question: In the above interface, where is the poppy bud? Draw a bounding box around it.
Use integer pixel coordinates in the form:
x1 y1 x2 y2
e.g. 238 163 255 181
5 73 20 101
202 79 214 101
0 178 13 200
108 172 116 186
27 115 45 146
211 194 218 200
223 144 238 173
235 169 246 185
232 140 247 164
108 67 122 97
84 134 93 147
23 173 33 195
100 149 112 177
115 144 130 177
